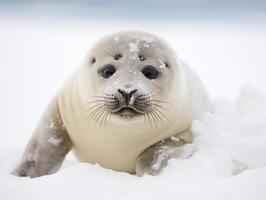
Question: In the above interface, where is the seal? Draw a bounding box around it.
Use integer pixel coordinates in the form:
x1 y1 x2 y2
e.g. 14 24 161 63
13 31 209 178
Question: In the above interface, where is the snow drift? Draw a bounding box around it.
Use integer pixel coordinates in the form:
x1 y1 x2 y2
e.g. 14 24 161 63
1 85 266 200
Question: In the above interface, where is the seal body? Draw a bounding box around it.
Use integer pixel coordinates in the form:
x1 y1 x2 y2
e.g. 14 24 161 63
57 31 208 173
13 31 209 177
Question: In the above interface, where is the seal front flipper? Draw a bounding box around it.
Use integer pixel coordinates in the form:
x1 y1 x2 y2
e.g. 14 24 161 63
135 129 194 177
12 97 72 178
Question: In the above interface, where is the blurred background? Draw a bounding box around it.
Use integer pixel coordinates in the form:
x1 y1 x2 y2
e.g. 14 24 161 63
1 0 266 20
0 0 266 145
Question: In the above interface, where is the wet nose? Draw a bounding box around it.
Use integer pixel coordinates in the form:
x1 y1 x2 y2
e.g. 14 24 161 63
118 88 137 105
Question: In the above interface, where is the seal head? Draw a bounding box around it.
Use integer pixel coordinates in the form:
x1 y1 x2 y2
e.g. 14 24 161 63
79 31 182 129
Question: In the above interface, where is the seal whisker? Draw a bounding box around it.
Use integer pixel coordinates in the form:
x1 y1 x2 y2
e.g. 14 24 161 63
109 44 119 56
143 107 151 127
142 112 147 125
87 105 105 120
105 45 115 57
113 45 120 57
106 109 114 126
102 108 112 128
86 103 104 112
145 107 158 129
87 107 104 121
86 106 103 115
94 107 108 127
150 107 165 127
101 109 109 128
150 103 169 111
143 107 151 128
91 106 108 127
87 96 106 99
86 99 118 106
151 105 169 120
146 110 152 129
106 43 119 57
85 100 106 106
150 99 171 105
98 107 109 128
148 108 159 129
107 108 113 125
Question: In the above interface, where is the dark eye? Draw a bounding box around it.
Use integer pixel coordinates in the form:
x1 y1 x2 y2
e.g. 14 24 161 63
142 66 159 79
100 65 116 78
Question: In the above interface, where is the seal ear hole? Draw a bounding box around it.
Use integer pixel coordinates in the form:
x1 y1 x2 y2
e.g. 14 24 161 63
114 54 122 60
90 57 96 64
139 55 145 61
165 62 169 68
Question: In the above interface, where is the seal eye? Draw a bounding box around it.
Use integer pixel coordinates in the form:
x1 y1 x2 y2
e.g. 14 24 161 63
100 65 116 78
142 66 159 80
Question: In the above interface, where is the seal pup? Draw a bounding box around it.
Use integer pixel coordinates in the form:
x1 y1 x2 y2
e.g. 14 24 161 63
13 31 209 177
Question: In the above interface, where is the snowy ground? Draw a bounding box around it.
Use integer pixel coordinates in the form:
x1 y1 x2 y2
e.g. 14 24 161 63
0 15 266 200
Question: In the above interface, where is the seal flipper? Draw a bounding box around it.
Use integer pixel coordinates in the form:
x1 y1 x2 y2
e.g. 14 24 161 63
135 129 193 176
12 97 72 178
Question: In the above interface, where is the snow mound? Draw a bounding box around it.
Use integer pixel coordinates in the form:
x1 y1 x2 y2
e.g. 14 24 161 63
1 85 266 200
190 85 266 177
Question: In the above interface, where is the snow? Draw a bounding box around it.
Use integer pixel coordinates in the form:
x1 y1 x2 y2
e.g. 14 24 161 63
47 136 63 146
141 36 154 44
129 42 139 53
25 147 39 163
129 42 139 60
191 85 266 176
1 15 266 200
158 59 167 70
170 136 180 142
48 120 55 129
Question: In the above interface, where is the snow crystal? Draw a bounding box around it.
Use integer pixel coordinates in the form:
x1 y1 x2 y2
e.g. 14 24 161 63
129 96 135 105
47 119 56 129
48 136 63 146
158 60 166 70
26 147 39 162
128 36 153 59
152 148 170 171
129 42 139 53
152 144 197 171
141 36 154 44
170 136 180 142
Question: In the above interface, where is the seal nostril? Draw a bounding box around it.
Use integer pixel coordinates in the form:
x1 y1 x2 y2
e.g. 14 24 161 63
118 88 138 105
129 89 137 96
118 89 126 97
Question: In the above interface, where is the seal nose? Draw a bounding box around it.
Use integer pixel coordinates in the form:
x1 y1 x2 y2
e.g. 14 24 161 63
118 88 137 105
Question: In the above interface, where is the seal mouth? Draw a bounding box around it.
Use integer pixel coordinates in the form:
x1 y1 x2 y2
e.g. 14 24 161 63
114 107 142 119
